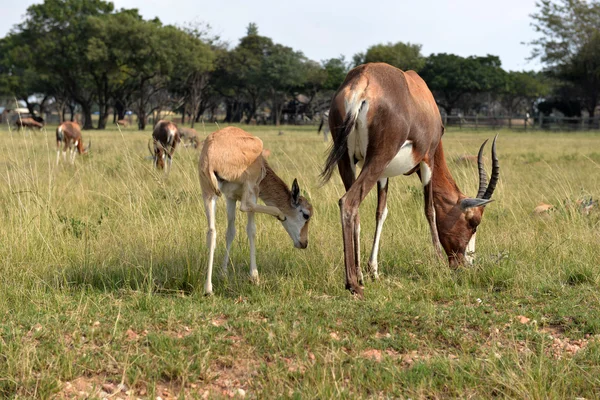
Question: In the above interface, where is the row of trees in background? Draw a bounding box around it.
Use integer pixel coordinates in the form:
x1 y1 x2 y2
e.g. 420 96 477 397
0 0 599 130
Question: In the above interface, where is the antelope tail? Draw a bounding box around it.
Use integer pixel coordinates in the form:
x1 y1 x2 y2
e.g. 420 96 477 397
321 98 367 183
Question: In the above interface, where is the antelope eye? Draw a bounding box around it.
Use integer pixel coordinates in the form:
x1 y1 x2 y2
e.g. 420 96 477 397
302 212 310 220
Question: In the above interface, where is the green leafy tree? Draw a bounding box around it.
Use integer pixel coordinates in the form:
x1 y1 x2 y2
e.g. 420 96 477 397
530 0 600 116
322 56 348 91
421 53 506 115
263 44 307 125
353 42 425 71
18 0 115 129
501 71 550 116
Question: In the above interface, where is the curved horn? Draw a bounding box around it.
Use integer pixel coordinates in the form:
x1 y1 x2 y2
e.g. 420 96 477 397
482 134 499 200
476 139 489 198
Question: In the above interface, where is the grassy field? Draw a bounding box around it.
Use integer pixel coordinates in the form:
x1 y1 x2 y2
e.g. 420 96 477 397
1 123 599 399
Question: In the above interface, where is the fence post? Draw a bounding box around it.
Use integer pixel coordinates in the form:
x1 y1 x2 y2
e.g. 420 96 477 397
475 115 478 130
443 114 447 126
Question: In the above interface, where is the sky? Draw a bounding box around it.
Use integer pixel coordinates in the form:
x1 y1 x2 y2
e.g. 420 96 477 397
0 0 542 71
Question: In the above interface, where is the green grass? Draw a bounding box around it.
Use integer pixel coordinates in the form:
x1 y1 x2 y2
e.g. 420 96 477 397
1 124 599 399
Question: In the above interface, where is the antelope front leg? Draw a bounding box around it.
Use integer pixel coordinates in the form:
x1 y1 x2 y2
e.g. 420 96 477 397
203 196 217 295
221 198 237 275
240 184 285 220
367 178 389 279
420 161 443 258
71 141 78 164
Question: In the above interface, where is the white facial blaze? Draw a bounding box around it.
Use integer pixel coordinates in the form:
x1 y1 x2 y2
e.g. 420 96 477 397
281 206 308 248
465 232 477 264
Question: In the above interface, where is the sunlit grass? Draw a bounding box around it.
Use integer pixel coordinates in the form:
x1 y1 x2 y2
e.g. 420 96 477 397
0 124 599 398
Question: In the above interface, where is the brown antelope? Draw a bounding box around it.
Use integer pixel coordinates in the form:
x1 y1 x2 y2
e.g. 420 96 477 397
179 126 200 149
56 121 90 165
149 120 180 171
198 127 313 295
322 63 499 296
16 117 44 130
116 119 129 128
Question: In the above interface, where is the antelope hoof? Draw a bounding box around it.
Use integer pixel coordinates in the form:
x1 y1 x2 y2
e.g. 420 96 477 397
277 214 286 222
249 272 260 285
366 262 380 280
346 282 364 298
204 284 213 296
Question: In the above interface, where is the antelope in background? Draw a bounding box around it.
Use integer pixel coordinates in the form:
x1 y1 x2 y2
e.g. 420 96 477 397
16 117 44 130
322 63 499 296
317 110 330 142
198 127 313 295
149 120 180 171
179 126 200 149
56 121 90 165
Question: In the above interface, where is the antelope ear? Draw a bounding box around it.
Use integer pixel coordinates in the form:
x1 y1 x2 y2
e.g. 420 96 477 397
460 198 493 211
291 178 300 205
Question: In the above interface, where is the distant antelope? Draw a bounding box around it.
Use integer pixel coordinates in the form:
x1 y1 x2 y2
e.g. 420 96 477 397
317 110 330 142
198 127 313 295
149 120 180 171
56 121 90 165
179 126 200 149
116 119 129 128
16 117 44 130
322 63 499 296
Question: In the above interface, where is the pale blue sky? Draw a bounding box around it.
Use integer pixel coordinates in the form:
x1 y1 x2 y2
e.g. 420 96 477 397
1 0 542 71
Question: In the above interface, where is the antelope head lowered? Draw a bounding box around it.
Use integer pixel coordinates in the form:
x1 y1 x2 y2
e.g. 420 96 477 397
198 127 313 295
149 120 180 171
322 62 500 296
56 121 90 165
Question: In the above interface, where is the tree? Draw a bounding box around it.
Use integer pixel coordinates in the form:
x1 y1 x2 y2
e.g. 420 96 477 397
421 53 506 115
530 0 600 117
263 44 307 125
18 0 115 129
353 42 425 71
322 56 348 91
501 71 550 117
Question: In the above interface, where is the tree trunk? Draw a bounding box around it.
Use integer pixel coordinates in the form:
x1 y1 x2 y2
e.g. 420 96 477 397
97 103 110 129
68 103 75 122
115 100 126 120
80 103 93 130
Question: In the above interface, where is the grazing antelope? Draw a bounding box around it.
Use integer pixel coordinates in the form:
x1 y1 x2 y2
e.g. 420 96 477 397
149 120 180 170
16 117 44 130
116 119 129 128
198 127 313 295
179 127 200 149
317 110 330 142
56 121 90 165
322 63 499 296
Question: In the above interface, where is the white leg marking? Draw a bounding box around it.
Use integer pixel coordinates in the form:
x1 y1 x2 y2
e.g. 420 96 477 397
368 209 388 278
465 233 476 265
222 198 237 274
56 149 60 165
356 220 363 284
247 205 259 284
204 196 217 295
420 161 432 186
62 150 67 162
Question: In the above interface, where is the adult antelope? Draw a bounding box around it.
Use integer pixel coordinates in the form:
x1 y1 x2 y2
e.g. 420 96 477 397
16 117 44 130
56 121 90 165
149 120 180 171
198 127 313 295
317 110 330 142
322 63 499 296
